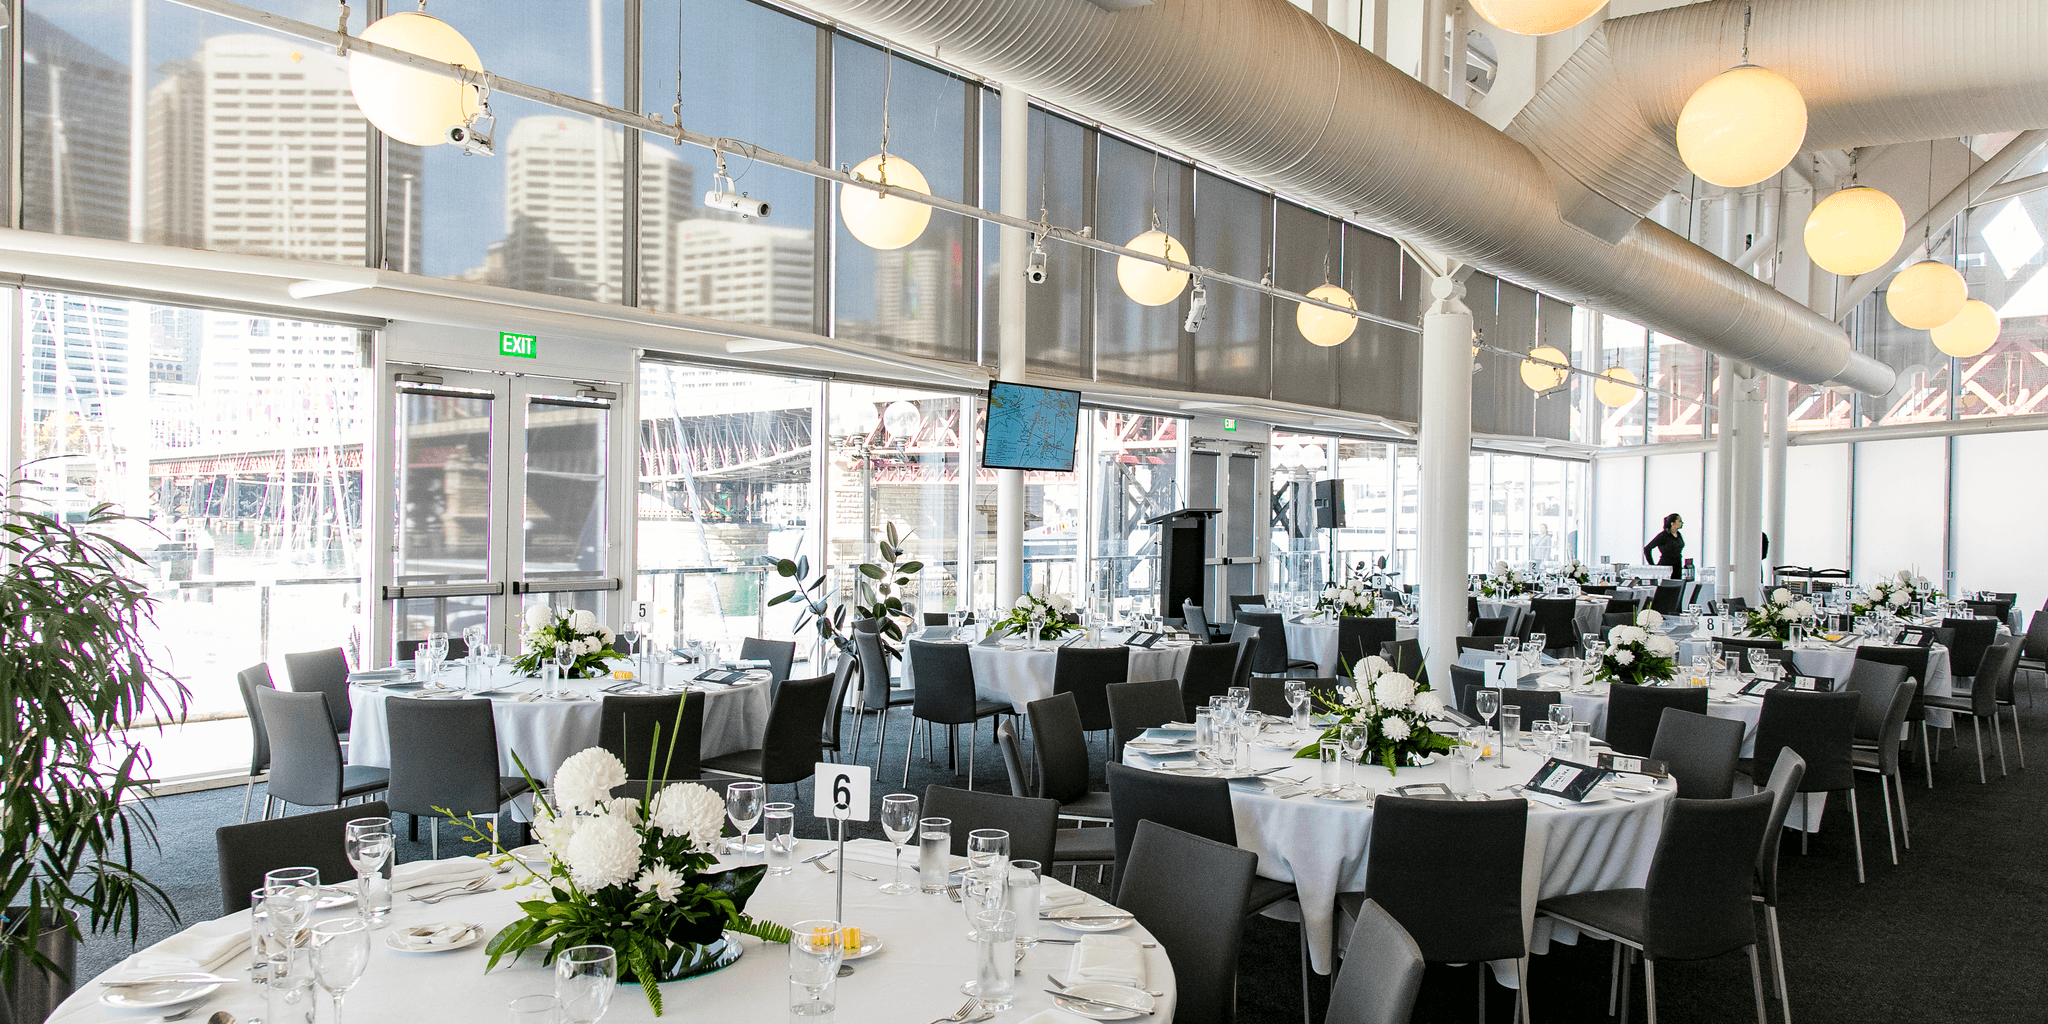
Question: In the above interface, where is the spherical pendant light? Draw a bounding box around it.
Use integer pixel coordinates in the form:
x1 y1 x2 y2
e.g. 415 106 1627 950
1929 299 2001 358
349 11 483 146
840 154 933 250
1804 186 1906 276
1675 65 1808 188
1469 0 1607 36
1519 346 1570 392
882 400 921 437
1296 284 1359 347
1885 260 1969 330
1116 230 1190 306
1594 366 1638 408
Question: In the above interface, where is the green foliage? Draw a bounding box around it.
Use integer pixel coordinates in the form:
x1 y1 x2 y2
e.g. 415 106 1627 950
0 476 190 992
768 522 927 654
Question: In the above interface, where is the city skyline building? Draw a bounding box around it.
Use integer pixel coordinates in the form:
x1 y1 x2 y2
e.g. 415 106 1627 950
673 218 816 333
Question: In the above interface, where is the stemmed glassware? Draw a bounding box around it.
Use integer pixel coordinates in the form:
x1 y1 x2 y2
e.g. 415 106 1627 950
263 866 321 949
553 642 578 698
1284 680 1311 732
1473 689 1505 768
725 781 765 856
1549 701 1571 731
879 793 919 894
344 817 393 924
477 642 504 679
555 944 618 1024
428 631 450 682
310 918 370 1024
963 829 1010 940
1339 722 1367 787
788 921 844 1021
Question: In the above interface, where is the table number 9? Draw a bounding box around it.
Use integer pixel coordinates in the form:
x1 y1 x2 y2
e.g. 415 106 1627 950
813 762 871 822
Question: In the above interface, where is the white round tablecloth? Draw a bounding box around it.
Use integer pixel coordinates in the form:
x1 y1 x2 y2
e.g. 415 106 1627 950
346 665 772 783
49 837 1177 1024
901 636 1196 713
1477 597 1610 642
1280 616 1421 677
1677 636 1957 727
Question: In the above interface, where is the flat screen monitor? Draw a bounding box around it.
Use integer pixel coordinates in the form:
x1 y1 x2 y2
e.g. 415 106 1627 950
980 381 1081 472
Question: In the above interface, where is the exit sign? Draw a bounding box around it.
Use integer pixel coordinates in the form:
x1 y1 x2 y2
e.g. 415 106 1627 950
499 332 538 359
1222 418 1238 431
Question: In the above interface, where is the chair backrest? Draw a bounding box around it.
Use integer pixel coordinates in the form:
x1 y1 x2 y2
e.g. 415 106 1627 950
1841 661 1909 743
924 784 1058 869
1106 679 1184 755
1364 795 1529 964
1378 638 1427 685
282 647 353 735
236 662 277 776
757 672 835 784
1751 689 1860 793
1853 644 1933 723
854 627 893 708
739 637 797 684
253 686 345 808
1975 641 2023 710
1448 664 1485 717
1723 596 1749 612
1754 750 1807 907
1650 581 1685 615
1496 688 1561 725
1527 598 1579 647
922 612 951 627
1227 594 1269 618
1916 626 1956 650
997 719 1033 797
1940 617 1999 677
397 637 470 663
1179 642 1242 717
1467 594 1482 626
598 693 700 781
1640 793 1774 960
821 653 856 750
1603 683 1709 756
1471 616 1510 637
1337 617 1399 671
1454 636 1498 653
216 800 391 914
1053 644 1130 733
386 697 505 817
1026 691 1094 804
1600 612 1632 632
1966 599 2011 623
1325 898 1426 1024
1247 677 1292 716
2024 612 2048 662
1119 821 1257 1024
908 639 983 726
1183 601 1213 638
1230 627 1260 689
1716 636 1785 673
1605 596 1640 617
1237 612 1293 674
1647 708 1745 799
1104 761 1241 899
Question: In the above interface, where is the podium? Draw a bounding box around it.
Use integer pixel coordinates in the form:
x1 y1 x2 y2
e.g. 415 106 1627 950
1144 508 1220 620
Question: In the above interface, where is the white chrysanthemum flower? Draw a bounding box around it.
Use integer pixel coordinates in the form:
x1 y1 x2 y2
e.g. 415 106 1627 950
1323 587 1340 601
1494 560 1510 574
1614 649 1636 666
532 804 578 857
1772 588 1792 606
1031 581 1049 600
1646 636 1679 657
525 604 553 628
1373 672 1417 710
1382 716 1412 742
1897 570 1913 584
648 782 727 849
1889 591 1911 607
571 609 599 632
598 796 643 826
563 813 641 891
1637 609 1663 630
554 748 628 811
1359 655 1393 681
1611 625 1645 646
634 862 686 903
1014 594 1033 610
1412 690 1446 719
599 627 615 644
1792 600 1814 619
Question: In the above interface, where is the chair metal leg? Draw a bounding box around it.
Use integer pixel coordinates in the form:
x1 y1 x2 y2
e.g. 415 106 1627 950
428 819 438 860
1746 945 1767 1024
968 734 977 792
1643 955 1657 1024
1893 767 1911 848
1766 904 1791 1024
1800 794 1810 855
1993 712 2009 776
1921 722 1935 787
1619 947 1633 1023
1298 924 1314 1024
1847 787 1865 883
2012 705 2026 769
1475 962 1485 1022
1972 717 1987 783
903 718 917 788
241 780 257 823
1516 956 1531 1024
1608 941 1622 1015
850 703 868 764
1879 774 1898 865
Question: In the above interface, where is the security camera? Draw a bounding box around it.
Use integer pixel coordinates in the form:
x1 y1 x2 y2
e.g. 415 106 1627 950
1025 238 1049 284
1183 281 1209 333
447 123 494 157
705 190 771 218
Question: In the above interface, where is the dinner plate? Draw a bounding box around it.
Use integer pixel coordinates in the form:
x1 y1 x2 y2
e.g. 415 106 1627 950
314 885 358 910
385 922 484 953
840 932 885 961
1045 907 1134 933
98 979 224 1010
1052 983 1157 1020
1312 788 1371 803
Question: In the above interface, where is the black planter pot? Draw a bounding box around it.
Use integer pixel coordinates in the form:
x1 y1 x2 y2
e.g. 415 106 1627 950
2 907 77 1024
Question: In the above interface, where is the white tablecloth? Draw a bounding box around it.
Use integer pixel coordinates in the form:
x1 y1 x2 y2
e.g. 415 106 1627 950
1124 736 1673 977
49 837 1177 1024
347 664 772 783
1477 598 1610 642
902 637 1196 713
1281 617 1421 677
1677 636 1957 727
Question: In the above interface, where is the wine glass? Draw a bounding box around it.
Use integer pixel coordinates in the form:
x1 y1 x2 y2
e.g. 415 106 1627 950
1284 680 1310 731
879 793 919 895
1460 726 1487 769
725 781 765 856
555 944 618 1024
343 817 393 924
310 918 370 1024
553 641 578 696
1549 702 1571 730
428 631 450 663
1473 689 1505 769
478 642 504 676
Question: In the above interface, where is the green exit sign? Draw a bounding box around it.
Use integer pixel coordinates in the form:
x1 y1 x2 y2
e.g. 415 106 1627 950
1221 418 1238 431
499 332 538 359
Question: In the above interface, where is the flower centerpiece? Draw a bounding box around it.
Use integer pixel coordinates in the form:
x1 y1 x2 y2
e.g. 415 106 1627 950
1315 564 1378 619
990 585 1079 641
1480 561 1538 598
1852 570 1941 616
1292 655 1458 773
479 747 790 1015
512 606 625 678
1595 609 1679 686
1746 588 1817 641
1560 559 1592 586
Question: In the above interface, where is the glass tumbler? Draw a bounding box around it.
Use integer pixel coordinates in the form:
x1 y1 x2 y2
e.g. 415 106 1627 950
1499 707 1521 755
972 910 1018 1010
917 817 953 893
1570 721 1594 762
763 803 796 875
789 920 844 1022
1319 740 1342 791
1007 860 1041 947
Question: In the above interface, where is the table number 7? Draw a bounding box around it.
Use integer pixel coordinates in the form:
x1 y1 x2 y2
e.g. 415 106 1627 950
813 762 871 822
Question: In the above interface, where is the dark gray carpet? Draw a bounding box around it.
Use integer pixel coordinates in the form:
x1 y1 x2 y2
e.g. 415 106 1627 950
73 694 2048 1023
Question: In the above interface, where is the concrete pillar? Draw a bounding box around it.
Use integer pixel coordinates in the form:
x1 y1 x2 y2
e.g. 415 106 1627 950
1418 273 1473 685
1714 358 1734 585
1731 366 1766 604
996 84 1028 608
1766 375 1789 579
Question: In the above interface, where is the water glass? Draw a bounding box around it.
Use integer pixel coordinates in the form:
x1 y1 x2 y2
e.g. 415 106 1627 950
1499 707 1521 754
310 918 370 1024
507 995 560 1023
1226 685 1251 709
249 886 281 975
1449 757 1474 797
917 817 952 893
556 945 617 1024
1570 721 1594 762
789 921 843 1022
1285 680 1311 731
263 867 321 948
263 951 317 1024
972 910 1018 1010
1193 710 1215 757
763 803 796 875
1236 715 1261 771
726 781 765 856
1339 723 1366 786
967 828 1010 872
879 793 919 894
1549 702 1571 730
1318 740 1343 791
553 644 578 696
1007 860 1041 947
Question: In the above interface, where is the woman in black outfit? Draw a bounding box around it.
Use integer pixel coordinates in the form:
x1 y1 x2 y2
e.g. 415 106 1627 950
1643 513 1684 570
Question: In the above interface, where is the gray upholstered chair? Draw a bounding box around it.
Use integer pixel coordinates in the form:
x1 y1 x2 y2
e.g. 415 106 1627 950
739 636 796 684
598 692 701 781
254 687 387 815
902 641 1008 789
849 625 913 766
1327 899 1426 1024
1604 683 1708 756
236 662 277 821
1753 752 1808 1024
1847 671 1917 864
1923 640 2023 783
1744 689 1864 881
216 800 390 914
283 646 354 738
1178 641 1242 718
1105 679 1183 764
1118 821 1259 1024
1025 691 1114 823
1648 707 1746 800
1052 644 1130 735
703 672 837 801
385 696 530 858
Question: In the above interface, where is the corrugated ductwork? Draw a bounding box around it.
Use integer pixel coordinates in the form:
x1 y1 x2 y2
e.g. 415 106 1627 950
798 0 1896 395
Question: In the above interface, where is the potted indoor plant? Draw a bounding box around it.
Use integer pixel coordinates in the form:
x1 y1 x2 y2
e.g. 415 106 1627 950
0 482 188 1021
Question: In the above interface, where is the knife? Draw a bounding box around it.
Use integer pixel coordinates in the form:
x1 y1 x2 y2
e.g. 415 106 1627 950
1042 913 1135 921
100 974 238 987
1045 990 1153 1014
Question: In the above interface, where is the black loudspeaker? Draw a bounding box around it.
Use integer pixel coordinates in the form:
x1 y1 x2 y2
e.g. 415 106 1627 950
1313 479 1345 530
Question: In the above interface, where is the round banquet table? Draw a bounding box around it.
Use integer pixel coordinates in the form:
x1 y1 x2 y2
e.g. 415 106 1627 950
1678 635 1958 727
1281 616 1421 677
48 837 1177 1024
1477 597 1611 641
1122 729 1676 979
346 664 773 784
899 632 1197 713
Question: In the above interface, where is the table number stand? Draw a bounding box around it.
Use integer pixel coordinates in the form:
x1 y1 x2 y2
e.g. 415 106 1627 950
813 762 871 977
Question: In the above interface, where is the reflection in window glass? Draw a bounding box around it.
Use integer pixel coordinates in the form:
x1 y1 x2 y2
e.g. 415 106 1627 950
1857 292 1951 424
1268 431 1332 596
829 384 965 619
1092 412 1180 620
1650 333 1709 442
1331 439 1395 580
1954 198 2048 420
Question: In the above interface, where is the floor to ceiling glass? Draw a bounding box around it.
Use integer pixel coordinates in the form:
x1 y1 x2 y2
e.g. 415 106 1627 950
1091 411 1180 622
829 383 966 620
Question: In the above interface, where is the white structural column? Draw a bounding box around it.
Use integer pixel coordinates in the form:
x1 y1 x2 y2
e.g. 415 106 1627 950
995 84 1029 608
1765 374 1789 577
1714 358 1735 584
1417 274 1473 685
1730 365 1766 604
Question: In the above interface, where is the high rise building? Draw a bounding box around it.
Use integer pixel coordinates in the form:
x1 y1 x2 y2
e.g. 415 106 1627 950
21 12 131 241
870 247 959 352
673 219 817 333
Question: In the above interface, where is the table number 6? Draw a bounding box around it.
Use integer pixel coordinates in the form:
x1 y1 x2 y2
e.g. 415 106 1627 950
813 762 872 822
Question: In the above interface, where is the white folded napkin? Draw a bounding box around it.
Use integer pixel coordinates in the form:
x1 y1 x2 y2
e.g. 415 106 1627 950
391 922 482 950
829 838 967 873
117 912 249 978
1015 1010 1095 1024
391 857 496 893
1072 934 1147 988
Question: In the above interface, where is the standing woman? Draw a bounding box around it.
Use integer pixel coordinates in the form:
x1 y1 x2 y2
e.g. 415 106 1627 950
1643 513 1685 571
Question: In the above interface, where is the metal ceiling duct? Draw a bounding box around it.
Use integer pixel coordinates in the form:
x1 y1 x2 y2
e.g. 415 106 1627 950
798 0 1894 394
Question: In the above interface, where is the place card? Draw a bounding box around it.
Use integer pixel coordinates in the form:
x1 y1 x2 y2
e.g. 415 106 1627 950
694 669 748 685
1124 631 1163 649
1392 783 1457 801
1524 757 1604 802
1595 753 1668 780
1483 658 1521 688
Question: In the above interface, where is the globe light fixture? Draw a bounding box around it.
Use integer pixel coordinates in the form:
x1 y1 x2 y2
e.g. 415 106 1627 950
348 11 483 147
1469 0 1607 35
1519 346 1570 392
1804 186 1906 276
882 400 921 437
1296 284 1359 347
1594 366 1639 408
1929 299 2001 358
1885 260 1969 330
1301 443 1328 469
1116 229 1190 306
1675 64 1807 188
840 154 933 250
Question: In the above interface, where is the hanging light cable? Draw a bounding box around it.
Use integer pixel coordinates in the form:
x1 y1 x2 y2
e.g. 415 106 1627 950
841 50 932 250
1119 150 1190 306
1675 5 1807 189
1888 140 1969 329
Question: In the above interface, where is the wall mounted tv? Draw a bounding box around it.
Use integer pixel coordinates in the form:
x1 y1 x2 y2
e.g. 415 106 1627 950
980 381 1082 472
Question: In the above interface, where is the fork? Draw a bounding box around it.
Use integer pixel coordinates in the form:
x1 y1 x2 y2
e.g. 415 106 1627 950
926 997 981 1024
160 1006 202 1022
812 859 878 883
407 877 489 902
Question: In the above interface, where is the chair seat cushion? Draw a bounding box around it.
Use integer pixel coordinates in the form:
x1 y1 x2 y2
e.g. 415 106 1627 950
340 766 391 798
1057 790 1116 821
701 750 765 778
885 687 916 708
498 775 534 803
1054 826 1116 863
1537 888 1648 946
1920 695 1976 713
1247 877 1298 916
974 699 1012 719
1850 748 1882 770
